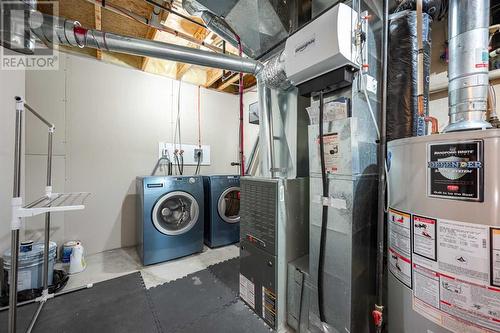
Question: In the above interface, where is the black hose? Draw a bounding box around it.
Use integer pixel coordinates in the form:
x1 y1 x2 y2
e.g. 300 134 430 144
195 152 201 175
317 91 329 323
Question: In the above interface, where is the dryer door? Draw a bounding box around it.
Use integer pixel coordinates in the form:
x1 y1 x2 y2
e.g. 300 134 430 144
217 186 240 224
152 191 199 235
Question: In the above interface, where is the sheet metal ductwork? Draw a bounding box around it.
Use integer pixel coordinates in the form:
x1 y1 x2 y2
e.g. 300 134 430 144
444 0 492 132
182 0 245 55
0 0 37 54
182 0 294 60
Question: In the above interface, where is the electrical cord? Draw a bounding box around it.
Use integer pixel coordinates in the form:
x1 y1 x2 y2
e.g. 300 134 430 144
317 91 329 324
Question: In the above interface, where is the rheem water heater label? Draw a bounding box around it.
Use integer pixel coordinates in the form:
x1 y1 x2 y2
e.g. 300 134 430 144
427 141 483 201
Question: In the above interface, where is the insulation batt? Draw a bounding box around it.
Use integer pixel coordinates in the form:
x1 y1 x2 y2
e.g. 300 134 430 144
387 10 432 142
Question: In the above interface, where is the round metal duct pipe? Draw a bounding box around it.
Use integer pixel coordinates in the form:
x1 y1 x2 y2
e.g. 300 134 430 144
444 0 492 132
28 11 263 75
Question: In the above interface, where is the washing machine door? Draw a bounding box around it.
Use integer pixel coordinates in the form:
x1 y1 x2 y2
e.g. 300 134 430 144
152 191 199 235
217 186 240 223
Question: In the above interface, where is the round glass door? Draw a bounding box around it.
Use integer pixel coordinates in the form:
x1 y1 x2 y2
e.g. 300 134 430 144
152 191 199 235
217 187 240 224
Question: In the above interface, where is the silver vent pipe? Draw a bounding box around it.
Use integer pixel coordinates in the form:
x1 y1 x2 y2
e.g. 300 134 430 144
29 12 262 75
444 0 492 132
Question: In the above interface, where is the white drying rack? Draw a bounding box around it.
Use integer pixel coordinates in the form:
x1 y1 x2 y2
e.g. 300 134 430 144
4 97 92 333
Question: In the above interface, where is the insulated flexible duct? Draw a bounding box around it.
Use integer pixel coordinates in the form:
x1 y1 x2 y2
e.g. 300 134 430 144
386 11 432 141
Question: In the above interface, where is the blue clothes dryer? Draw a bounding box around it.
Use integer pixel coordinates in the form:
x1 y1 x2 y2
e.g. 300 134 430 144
136 176 204 265
203 175 240 248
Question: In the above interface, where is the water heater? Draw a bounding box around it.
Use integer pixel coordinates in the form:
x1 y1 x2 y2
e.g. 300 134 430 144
387 129 500 333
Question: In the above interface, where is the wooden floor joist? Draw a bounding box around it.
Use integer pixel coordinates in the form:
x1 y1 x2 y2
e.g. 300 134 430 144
94 3 102 59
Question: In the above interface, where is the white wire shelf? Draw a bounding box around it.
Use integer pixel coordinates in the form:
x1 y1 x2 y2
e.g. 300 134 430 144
17 192 90 218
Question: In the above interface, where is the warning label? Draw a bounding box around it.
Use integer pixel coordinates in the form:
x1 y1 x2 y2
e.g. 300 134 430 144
388 209 412 288
262 286 276 328
492 229 500 288
413 215 437 261
410 217 499 332
321 133 340 173
239 274 255 309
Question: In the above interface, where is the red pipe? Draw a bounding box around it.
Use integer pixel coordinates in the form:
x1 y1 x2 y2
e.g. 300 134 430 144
237 36 245 176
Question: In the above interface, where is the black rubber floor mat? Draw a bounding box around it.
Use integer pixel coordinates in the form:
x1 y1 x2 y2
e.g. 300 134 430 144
0 272 159 333
1 259 271 333
182 299 271 333
147 258 271 333
206 257 240 295
147 268 238 332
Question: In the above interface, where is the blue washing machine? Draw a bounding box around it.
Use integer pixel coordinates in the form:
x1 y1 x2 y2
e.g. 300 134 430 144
136 176 204 265
203 175 240 248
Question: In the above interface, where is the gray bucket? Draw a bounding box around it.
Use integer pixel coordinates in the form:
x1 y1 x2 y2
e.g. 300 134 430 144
3 242 57 291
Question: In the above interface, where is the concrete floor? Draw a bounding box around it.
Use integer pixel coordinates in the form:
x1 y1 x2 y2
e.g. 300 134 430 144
58 244 239 290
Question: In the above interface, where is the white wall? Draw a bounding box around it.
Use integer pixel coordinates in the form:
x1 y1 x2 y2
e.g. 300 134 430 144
25 54 244 255
0 47 25 253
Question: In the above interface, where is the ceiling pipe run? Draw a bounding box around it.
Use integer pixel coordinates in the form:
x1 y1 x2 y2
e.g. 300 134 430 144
29 11 263 75
444 0 492 132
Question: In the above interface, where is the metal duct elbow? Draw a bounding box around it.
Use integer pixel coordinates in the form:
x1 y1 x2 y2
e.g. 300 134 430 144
182 0 248 55
200 11 240 49
444 0 492 132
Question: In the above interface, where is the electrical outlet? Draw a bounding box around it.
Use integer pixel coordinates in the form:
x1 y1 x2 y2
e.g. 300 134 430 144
194 149 203 162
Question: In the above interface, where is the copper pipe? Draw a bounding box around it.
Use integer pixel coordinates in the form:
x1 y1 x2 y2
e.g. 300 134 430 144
424 116 439 134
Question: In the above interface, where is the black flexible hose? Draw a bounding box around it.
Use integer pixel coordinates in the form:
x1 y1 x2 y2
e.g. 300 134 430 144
317 91 329 323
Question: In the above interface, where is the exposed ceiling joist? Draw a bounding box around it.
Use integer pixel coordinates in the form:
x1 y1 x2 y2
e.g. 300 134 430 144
141 1 171 70
174 26 209 79
94 3 102 59
205 68 223 87
217 73 244 91
37 0 257 93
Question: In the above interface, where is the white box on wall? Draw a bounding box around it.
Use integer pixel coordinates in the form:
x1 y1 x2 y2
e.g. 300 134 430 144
158 142 211 166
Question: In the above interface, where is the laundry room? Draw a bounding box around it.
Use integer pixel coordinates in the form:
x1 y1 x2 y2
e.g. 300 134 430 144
2 0 500 332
